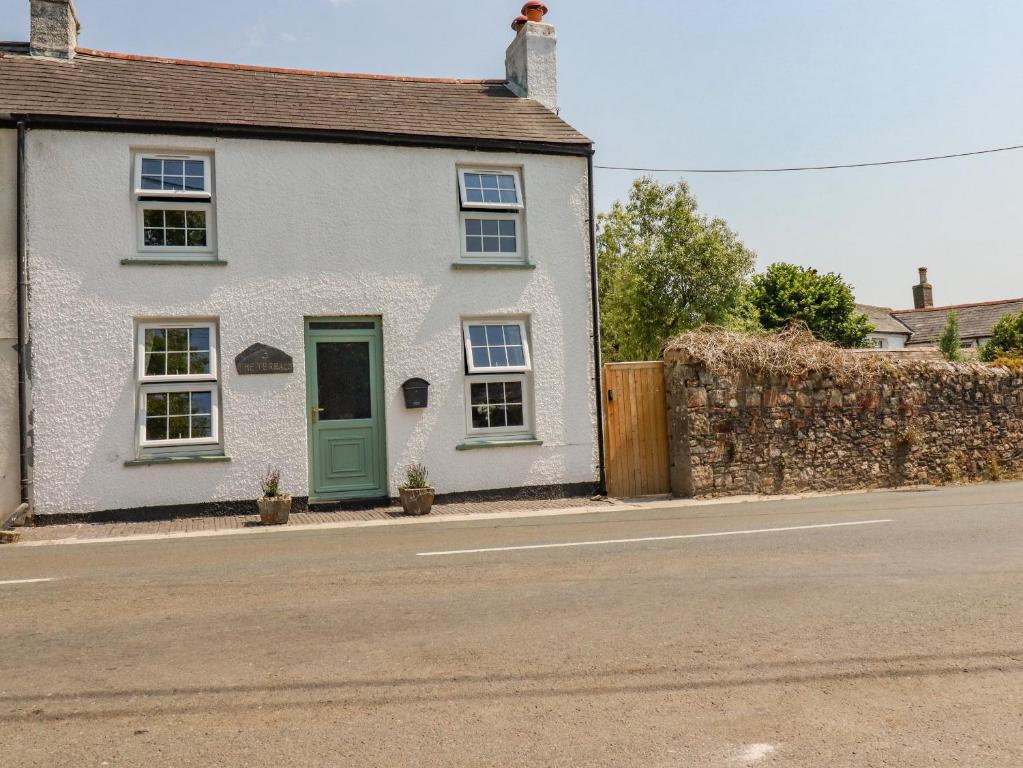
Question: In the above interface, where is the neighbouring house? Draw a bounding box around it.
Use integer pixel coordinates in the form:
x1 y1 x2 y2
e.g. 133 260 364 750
1 0 602 520
861 268 1023 351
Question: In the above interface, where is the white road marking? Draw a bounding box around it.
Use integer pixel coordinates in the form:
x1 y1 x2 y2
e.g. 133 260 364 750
417 519 894 557
0 578 58 586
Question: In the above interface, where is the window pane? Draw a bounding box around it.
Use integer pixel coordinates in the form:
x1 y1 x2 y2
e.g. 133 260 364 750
167 329 189 351
467 188 485 203
472 348 490 368
499 237 517 254
146 418 168 441
482 188 502 203
187 229 207 247
145 352 166 377
169 392 191 416
482 237 499 253
464 173 482 189
143 210 164 227
163 160 184 175
163 176 184 191
505 381 523 402
481 220 500 237
506 404 524 427
468 326 488 346
316 342 372 421
186 210 206 228
188 327 210 352
184 176 205 191
504 325 522 345
185 160 205 176
487 382 506 401
168 417 190 440
470 383 489 405
145 328 166 352
189 352 210 375
498 175 516 190
472 405 491 429
166 353 188 376
507 347 526 366
465 219 483 236
481 174 499 188
141 176 162 190
144 229 165 247
141 158 162 175
146 392 168 415
486 326 506 346
165 229 186 246
191 415 212 439
190 391 212 415
466 237 483 253
489 347 508 367
498 220 516 237
165 210 186 228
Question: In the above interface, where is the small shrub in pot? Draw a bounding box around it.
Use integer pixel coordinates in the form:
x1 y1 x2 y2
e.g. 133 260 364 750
399 463 435 516
257 466 292 525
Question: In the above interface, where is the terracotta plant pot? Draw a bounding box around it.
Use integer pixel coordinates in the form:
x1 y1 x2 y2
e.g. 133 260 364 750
257 495 292 526
521 2 548 23
399 487 435 516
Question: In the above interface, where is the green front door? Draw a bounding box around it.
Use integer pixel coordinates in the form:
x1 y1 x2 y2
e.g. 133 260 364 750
305 319 387 501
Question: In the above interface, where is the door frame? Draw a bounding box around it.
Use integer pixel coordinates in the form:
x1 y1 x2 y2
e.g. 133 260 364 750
304 317 388 502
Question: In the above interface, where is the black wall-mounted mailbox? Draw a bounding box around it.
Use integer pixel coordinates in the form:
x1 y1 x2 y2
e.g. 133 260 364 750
402 378 430 409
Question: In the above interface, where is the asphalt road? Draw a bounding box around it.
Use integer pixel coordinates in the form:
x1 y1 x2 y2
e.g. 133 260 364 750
1 483 1021 767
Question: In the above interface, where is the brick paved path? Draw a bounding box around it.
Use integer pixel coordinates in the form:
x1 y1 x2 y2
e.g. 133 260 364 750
17 496 610 544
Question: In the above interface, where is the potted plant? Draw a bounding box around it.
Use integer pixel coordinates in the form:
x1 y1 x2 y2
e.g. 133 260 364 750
399 463 435 516
257 466 292 526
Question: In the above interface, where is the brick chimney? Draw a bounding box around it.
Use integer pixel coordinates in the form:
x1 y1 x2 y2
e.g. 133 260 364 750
505 2 558 113
913 267 934 310
30 0 79 60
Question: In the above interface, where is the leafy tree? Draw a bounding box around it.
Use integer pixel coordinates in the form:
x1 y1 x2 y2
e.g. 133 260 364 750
597 178 757 361
938 311 963 361
979 309 1023 362
746 263 873 347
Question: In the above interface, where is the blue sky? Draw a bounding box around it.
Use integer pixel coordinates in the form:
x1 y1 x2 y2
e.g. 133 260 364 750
4 0 1022 308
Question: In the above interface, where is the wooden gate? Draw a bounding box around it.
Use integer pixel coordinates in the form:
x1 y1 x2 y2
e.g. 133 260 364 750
602 362 671 499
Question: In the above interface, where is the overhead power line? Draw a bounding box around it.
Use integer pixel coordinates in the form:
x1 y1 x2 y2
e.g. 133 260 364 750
594 142 1023 174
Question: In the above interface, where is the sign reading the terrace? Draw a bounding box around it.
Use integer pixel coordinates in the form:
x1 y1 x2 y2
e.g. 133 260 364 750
235 344 294 375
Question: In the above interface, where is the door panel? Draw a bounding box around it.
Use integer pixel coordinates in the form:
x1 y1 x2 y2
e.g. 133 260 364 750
306 321 386 500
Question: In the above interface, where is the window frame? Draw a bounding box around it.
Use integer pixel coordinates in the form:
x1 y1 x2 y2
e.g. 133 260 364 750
137 321 219 383
137 381 221 449
463 373 532 438
458 212 524 264
462 319 532 375
134 153 213 200
458 168 524 212
136 201 216 255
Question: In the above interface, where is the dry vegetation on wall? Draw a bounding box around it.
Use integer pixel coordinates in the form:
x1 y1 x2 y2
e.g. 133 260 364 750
663 324 997 383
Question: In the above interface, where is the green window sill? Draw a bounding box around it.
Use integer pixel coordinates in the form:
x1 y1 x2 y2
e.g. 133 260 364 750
456 439 544 451
451 262 536 271
121 258 228 266
125 455 232 467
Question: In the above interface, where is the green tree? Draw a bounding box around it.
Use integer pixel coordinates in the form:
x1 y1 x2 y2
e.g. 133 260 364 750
597 177 757 361
938 311 963 361
979 309 1023 362
746 263 873 347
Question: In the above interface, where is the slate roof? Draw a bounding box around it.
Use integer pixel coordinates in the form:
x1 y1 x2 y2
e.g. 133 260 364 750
857 304 913 336
892 299 1023 346
0 48 591 150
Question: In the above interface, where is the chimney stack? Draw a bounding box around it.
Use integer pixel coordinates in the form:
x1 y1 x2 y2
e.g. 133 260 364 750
913 267 934 310
30 0 80 60
506 2 558 113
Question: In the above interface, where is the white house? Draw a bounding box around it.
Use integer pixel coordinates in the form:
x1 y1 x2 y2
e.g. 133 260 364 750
1 0 603 521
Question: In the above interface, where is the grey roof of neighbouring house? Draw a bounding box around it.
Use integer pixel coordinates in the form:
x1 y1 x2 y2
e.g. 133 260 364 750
0 47 591 150
891 299 1023 345
857 304 913 336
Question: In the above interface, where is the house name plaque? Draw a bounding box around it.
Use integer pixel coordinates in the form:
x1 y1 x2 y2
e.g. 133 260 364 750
235 344 294 375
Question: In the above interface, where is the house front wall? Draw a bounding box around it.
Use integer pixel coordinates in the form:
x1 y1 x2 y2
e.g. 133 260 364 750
0 128 20 518
25 129 597 515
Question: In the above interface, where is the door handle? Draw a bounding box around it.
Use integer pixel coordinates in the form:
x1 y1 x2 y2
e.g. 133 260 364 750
311 406 325 423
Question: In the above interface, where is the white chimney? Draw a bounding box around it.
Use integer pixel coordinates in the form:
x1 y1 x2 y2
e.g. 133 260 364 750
30 0 80 60
505 3 558 114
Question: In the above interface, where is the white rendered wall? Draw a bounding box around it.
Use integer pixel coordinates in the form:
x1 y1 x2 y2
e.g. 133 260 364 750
25 129 598 515
0 129 19 517
867 333 908 350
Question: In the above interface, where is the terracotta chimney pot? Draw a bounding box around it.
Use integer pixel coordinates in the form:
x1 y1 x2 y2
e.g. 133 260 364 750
511 14 528 32
521 2 549 23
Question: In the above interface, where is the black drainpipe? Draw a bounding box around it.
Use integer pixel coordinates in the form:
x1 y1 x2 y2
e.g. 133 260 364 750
16 120 32 516
586 152 607 496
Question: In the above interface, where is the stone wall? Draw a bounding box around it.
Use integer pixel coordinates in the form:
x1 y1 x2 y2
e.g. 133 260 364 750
665 350 1023 498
